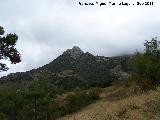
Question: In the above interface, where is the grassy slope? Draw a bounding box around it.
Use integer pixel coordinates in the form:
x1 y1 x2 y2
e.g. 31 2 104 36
57 85 160 120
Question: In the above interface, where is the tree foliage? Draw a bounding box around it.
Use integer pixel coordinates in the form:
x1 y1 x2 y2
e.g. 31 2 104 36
133 37 160 90
0 26 21 72
0 78 100 120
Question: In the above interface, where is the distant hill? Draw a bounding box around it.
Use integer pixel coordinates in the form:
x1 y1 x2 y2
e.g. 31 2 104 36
0 46 132 90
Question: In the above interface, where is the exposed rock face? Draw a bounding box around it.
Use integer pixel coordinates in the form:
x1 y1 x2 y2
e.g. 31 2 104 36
63 46 84 59
110 65 131 80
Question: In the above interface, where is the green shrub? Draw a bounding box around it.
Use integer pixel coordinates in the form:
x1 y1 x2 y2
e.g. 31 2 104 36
88 87 101 100
0 113 7 120
132 38 160 91
57 88 100 116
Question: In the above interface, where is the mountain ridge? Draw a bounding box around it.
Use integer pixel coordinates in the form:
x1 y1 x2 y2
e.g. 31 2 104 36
0 46 132 90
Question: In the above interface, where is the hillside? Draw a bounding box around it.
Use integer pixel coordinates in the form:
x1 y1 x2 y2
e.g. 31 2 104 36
58 85 160 120
1 42 160 120
0 46 132 90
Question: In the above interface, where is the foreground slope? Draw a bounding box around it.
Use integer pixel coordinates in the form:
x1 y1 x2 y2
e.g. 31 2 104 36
58 85 160 120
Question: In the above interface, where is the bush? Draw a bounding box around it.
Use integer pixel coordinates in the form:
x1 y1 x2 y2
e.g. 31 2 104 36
132 38 160 91
57 88 100 116
87 87 101 100
0 113 7 120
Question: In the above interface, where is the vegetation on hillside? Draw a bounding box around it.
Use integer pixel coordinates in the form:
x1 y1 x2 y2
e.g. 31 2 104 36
57 85 160 120
0 52 131 91
0 78 100 120
131 37 160 91
1 36 160 120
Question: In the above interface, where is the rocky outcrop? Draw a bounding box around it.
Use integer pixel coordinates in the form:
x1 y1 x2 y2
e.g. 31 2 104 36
63 46 84 59
110 65 131 80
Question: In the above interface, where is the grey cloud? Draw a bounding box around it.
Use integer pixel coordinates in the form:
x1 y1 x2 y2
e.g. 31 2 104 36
0 0 160 76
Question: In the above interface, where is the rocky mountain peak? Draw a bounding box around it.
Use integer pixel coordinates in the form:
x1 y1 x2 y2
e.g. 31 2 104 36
63 46 84 59
72 46 83 52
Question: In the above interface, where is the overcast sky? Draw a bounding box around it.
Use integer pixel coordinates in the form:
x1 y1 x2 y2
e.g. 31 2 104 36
0 0 160 76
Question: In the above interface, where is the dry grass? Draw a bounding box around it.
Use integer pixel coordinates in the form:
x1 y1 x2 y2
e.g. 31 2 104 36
57 85 160 120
